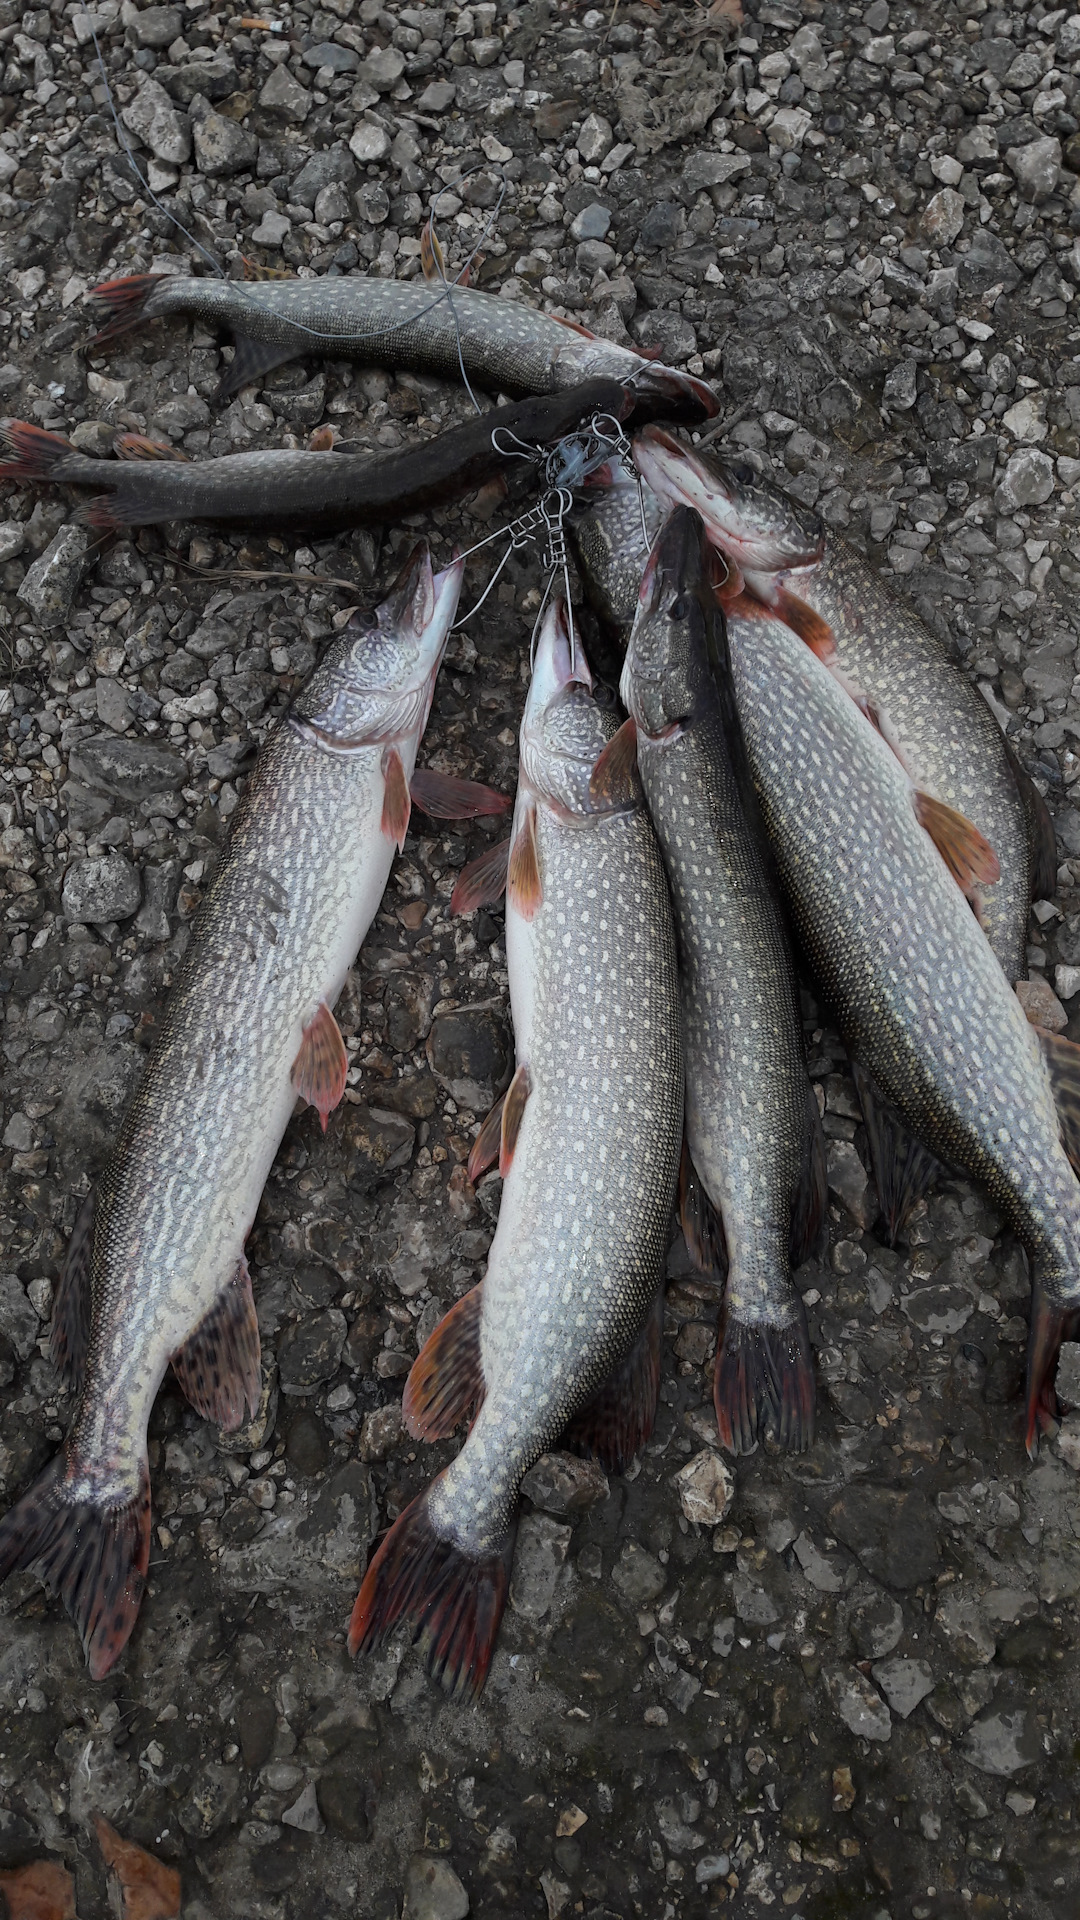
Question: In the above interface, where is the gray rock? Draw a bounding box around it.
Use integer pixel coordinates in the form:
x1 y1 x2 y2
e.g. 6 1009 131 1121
361 45 406 91
426 1006 512 1109
259 65 312 123
281 1780 324 1833
193 109 258 178
920 187 965 246
826 1667 891 1741
509 1512 573 1620
121 75 192 164
219 1462 374 1592
68 735 185 800
958 229 1022 295
683 151 750 191
882 360 918 412
0 1273 41 1360
349 121 392 165
132 6 183 48
732 1573 779 1626
673 1449 734 1526
902 1284 974 1336
934 1587 996 1666
302 41 359 74
404 1855 470 1920
0 521 26 562
569 202 611 242
291 146 356 208
418 79 456 113
577 112 613 164
277 1308 347 1393
849 1587 905 1659
638 202 683 251
612 1540 665 1607
16 524 90 627
162 52 240 106
634 310 696 366
872 1656 935 1718
995 448 1055 511
825 1486 940 1590
1007 136 1061 205
1057 1342 1080 1408
62 853 141 924
793 1531 849 1593
964 1707 1041 1776
825 1139 874 1228
252 209 291 248
520 1451 609 1516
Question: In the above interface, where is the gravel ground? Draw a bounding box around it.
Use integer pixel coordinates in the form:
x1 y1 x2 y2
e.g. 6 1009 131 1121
2 0 1080 1915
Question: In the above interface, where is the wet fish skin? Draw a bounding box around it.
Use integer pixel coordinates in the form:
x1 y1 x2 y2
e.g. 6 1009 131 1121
570 457 663 635
633 430 1038 985
0 382 636 534
0 546 464 1678
722 596 1080 1452
349 600 683 1698
86 271 720 417
621 506 821 1451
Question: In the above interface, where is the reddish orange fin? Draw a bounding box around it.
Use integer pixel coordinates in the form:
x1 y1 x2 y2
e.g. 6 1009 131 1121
563 1288 664 1473
467 1094 505 1183
1039 1028 1080 1175
403 1284 485 1440
507 805 542 919
773 585 835 661
381 745 412 850
308 424 336 451
170 1255 261 1432
679 1143 728 1281
0 419 76 481
913 790 1000 893
50 1187 95 1396
0 1859 76 1920
0 1453 150 1679
1025 1274 1080 1458
348 1479 514 1699
450 836 511 915
499 1062 531 1179
113 432 191 463
420 218 446 282
86 272 160 344
93 1815 181 1920
291 1001 348 1130
714 1306 815 1455
410 767 512 820
589 715 639 809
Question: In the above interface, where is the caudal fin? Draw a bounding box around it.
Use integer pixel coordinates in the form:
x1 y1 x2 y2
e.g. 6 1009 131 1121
0 419 78 482
0 1453 151 1678
348 1478 514 1700
86 273 161 345
714 1305 815 1455
1024 1274 1080 1459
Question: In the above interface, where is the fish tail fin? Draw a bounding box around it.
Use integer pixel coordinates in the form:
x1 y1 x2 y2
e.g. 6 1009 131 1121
0 419 77 481
0 1453 151 1678
348 1479 514 1700
563 1287 665 1473
1025 1271 1080 1458
714 1303 815 1455
86 272 161 344
851 1059 938 1245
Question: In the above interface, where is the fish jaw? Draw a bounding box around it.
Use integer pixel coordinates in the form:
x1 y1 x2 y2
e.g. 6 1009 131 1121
555 335 720 420
633 426 825 574
621 506 712 739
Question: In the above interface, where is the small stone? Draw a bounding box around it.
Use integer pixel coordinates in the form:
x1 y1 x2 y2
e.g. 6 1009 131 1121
122 75 191 164
964 1707 1041 1777
302 40 358 73
520 1451 609 1516
920 187 965 246
1057 1342 1080 1406
68 735 185 800
285 1411 330 1477
426 1007 512 1109
510 1513 573 1621
291 146 357 207
995 448 1055 511
883 360 918 412
793 1532 848 1594
826 1667 892 1742
902 1284 974 1336
1015 976 1067 1032
259 65 312 123
349 121 392 165
826 1486 939 1590
612 1540 665 1607
638 202 682 251
1007 135 1061 204
162 51 239 106
0 521 26 562
634 310 697 366
771 106 812 151
418 80 456 113
357 1403 403 1462
1057 966 1080 1002
281 1781 324 1833
683 151 751 191
850 1588 905 1659
361 45 406 91
403 1855 470 1920
1005 1790 1036 1816
193 108 258 177
871 1656 935 1718
934 1587 996 1667
577 112 613 164
732 1573 779 1626
16 524 90 628
133 6 183 48
569 202 611 243
1060 1416 1080 1469
62 853 141 923
1001 396 1047 444
96 679 132 734
277 1308 346 1393
673 1449 735 1526
252 209 291 248
825 1139 874 1228
955 1779 989 1819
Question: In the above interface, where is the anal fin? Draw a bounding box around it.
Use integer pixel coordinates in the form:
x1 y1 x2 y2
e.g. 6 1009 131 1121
467 1094 505 1184
50 1188 95 1396
913 789 1000 894
507 804 542 919
402 1284 485 1440
171 1255 262 1432
563 1287 664 1474
291 1001 348 1130
1038 1028 1080 1175
679 1143 728 1281
851 1058 938 1245
451 836 511 915
789 1081 828 1268
216 334 301 401
410 767 511 820
499 1062 530 1179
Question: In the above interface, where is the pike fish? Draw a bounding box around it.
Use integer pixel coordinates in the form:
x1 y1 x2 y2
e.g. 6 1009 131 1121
0 545 512 1677
633 427 1054 984
86 270 719 416
0 381 638 534
618 506 825 1452
349 598 683 1699
719 592 1080 1455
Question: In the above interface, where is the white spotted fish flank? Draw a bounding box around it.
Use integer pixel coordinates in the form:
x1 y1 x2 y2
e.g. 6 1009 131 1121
727 606 1080 1305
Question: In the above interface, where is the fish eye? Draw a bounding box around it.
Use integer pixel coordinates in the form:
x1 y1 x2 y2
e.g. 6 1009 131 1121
727 461 757 486
670 593 693 621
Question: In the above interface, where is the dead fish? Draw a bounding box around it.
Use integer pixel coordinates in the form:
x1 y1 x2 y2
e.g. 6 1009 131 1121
348 596 683 1698
0 381 638 534
0 545 515 1677
720 592 1080 1457
633 427 1051 983
617 505 825 1452
85 270 719 416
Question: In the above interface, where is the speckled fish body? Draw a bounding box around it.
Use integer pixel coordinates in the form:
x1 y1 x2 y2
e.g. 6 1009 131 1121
86 271 720 415
724 596 1080 1447
621 508 822 1451
0 382 635 534
634 432 1040 983
0 546 463 1677
570 456 663 634
349 598 683 1696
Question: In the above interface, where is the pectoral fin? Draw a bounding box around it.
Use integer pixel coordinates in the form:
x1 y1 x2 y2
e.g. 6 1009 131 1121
291 1002 348 1130
507 804 542 919
410 768 511 820
499 1063 531 1179
589 716 639 809
171 1255 262 1432
451 836 511 915
467 1094 505 1184
913 790 1001 894
113 432 191 463
381 745 411 849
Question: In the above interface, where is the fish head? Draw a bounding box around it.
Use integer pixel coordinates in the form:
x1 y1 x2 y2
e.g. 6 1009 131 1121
520 597 629 817
633 426 825 574
621 506 717 739
291 542 464 752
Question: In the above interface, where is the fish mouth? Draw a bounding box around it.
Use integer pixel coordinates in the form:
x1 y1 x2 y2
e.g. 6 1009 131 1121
631 363 721 422
633 427 823 574
381 540 465 663
528 594 593 714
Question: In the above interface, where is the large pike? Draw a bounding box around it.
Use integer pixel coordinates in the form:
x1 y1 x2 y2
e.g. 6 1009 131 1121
0 381 637 534
86 270 719 416
718 592 1080 1455
618 507 825 1452
349 598 683 1698
0 545 505 1676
